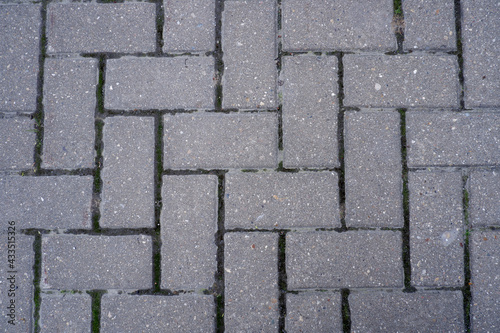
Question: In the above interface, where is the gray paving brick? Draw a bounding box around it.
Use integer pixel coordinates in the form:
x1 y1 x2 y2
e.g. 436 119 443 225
164 113 278 169
350 291 464 332
343 55 460 108
225 172 340 229
344 111 403 227
105 57 215 110
1 175 93 229
469 170 500 227
0 234 34 332
403 0 456 51
462 0 500 107
46 3 156 54
286 292 342 333
101 116 154 228
287 231 403 289
0 5 40 112
41 235 152 290
282 0 395 52
409 171 464 287
225 232 279 332
101 294 214 332
470 231 500 333
407 111 500 166
42 58 97 169
40 293 91 333
281 56 339 168
161 175 218 290
163 0 215 52
0 117 35 171
222 0 277 109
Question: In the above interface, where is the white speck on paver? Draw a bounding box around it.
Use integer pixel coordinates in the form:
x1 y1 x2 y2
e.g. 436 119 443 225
441 228 460 247
413 69 418 74
375 83 381 90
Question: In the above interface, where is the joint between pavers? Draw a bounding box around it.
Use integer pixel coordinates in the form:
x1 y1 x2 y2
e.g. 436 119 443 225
453 0 466 110
277 230 287 332
341 288 351 333
215 172 226 333
214 0 224 112
462 173 472 332
152 114 163 292
155 0 164 55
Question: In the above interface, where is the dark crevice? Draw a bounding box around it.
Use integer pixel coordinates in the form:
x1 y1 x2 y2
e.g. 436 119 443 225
88 290 105 333
215 172 226 333
156 0 164 55
28 232 42 333
393 0 405 53
454 0 466 110
341 288 351 333
336 53 346 231
278 231 287 332
214 0 224 111
276 0 283 155
462 174 472 333
152 114 164 292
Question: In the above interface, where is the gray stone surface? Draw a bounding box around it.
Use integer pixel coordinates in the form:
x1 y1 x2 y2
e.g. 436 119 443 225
225 172 340 229
41 235 152 290
164 113 278 169
40 293 91 333
225 232 279 332
350 291 464 332
161 175 218 290
403 0 456 51
1 175 93 229
222 0 277 109
409 172 464 287
0 117 35 170
462 0 500 107
163 0 215 52
471 231 500 333
0 5 40 112
0 234 34 332
344 111 403 227
281 56 339 168
46 3 156 54
101 116 154 228
287 231 403 289
407 111 500 166
42 58 97 169
105 57 215 110
282 0 395 52
343 55 460 108
286 292 342 333
469 170 500 226
101 294 215 332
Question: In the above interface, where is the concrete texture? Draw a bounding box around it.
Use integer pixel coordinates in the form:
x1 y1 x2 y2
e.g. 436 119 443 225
469 170 500 226
0 117 35 171
40 293 91 333
286 292 342 333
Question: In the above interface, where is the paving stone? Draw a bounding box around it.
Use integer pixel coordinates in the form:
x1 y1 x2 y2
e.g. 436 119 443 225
222 0 277 109
41 235 152 290
0 117 35 171
161 175 218 290
407 111 500 166
0 234 34 332
42 58 97 169
225 172 340 229
164 113 278 169
1 175 93 229
343 55 460 108
469 170 500 226
286 292 342 333
101 294 214 332
344 111 403 227
0 5 41 112
350 291 464 332
409 171 464 287
287 231 403 289
470 231 500 332
46 3 156 54
462 0 500 107
281 56 339 168
40 293 91 333
163 0 215 52
403 0 456 51
101 116 154 228
105 57 215 110
225 232 279 332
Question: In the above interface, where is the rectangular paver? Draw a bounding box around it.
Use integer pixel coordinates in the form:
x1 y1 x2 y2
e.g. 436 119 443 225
225 232 279 332
344 111 403 227
164 113 278 169
469 170 500 227
42 58 97 169
225 172 340 229
343 55 460 108
105 57 215 110
0 117 35 171
40 294 91 333
286 292 342 333
286 231 403 289
41 235 152 290
281 55 339 168
161 175 218 290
